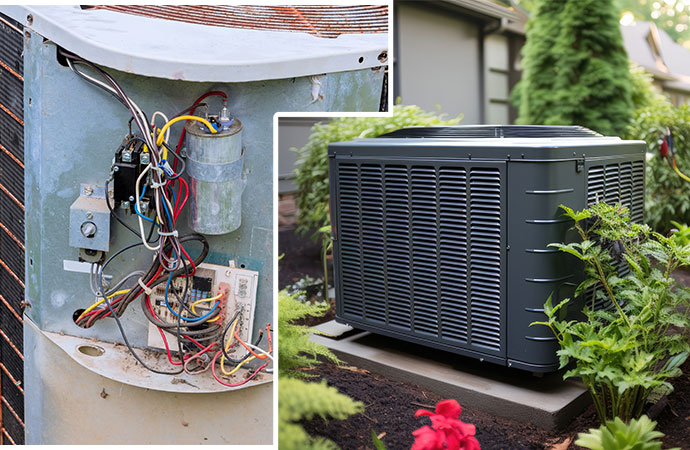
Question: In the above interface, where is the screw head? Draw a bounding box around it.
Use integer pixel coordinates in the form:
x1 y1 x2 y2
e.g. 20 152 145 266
85 212 94 220
128 195 135 202
83 186 93 196
113 166 119 172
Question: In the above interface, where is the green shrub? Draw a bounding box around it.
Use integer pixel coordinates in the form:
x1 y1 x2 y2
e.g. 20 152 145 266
278 290 363 450
575 415 678 450
513 0 633 136
533 203 690 423
294 103 462 239
627 100 690 233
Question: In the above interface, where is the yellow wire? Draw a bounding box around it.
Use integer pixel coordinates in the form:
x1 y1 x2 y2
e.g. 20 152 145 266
77 289 130 321
219 318 270 375
223 355 256 376
155 115 217 149
191 292 224 323
220 318 240 374
672 158 690 182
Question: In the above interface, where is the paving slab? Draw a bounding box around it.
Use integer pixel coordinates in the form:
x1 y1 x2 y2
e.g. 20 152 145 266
311 321 590 431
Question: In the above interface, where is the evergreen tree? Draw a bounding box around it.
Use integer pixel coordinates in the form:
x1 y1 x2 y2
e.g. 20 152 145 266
513 0 633 136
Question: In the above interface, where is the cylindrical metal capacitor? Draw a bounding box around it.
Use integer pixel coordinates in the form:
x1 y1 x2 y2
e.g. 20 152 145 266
185 118 245 235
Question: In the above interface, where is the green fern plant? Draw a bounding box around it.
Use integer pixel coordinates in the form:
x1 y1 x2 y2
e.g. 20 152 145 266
532 203 690 422
575 415 678 450
279 377 364 450
278 290 363 450
278 289 338 377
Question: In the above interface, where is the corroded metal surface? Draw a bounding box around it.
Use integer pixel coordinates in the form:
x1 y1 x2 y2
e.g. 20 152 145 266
93 5 388 38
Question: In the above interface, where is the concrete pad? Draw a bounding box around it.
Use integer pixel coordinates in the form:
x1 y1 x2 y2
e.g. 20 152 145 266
312 322 590 430
314 320 354 338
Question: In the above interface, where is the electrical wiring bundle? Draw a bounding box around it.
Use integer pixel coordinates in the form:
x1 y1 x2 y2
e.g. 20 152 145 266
62 48 271 387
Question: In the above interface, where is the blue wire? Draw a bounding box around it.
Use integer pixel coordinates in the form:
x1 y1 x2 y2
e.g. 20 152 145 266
135 185 155 224
160 188 174 227
163 269 220 322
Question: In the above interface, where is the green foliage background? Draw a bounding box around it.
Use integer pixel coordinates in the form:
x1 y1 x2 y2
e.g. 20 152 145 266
512 0 633 136
626 83 690 233
294 103 462 238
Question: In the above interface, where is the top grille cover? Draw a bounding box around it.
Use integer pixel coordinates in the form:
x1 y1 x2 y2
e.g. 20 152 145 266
329 125 646 372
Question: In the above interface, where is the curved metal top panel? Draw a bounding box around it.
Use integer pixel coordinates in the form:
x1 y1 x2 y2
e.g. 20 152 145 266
2 5 389 82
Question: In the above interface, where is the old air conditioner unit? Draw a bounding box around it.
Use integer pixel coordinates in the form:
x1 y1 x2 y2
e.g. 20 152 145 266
329 125 646 372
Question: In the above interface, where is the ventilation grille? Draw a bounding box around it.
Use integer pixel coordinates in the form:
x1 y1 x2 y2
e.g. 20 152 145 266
336 163 503 352
585 160 645 310
381 125 601 139
0 12 24 446
92 5 388 38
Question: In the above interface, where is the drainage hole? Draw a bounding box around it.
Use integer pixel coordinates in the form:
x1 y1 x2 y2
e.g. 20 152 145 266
77 344 105 357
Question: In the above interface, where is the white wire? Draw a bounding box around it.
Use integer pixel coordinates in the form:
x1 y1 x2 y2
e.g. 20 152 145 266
68 58 156 157
135 164 159 251
151 111 171 144
246 343 273 363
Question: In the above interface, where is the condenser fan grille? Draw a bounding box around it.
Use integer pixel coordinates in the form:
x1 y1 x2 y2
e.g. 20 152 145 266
336 162 503 352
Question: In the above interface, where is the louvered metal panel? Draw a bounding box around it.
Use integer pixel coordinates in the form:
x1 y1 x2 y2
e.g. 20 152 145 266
585 159 645 310
0 11 24 446
335 161 504 355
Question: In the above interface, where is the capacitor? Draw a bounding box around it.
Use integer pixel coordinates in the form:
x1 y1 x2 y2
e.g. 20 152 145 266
184 117 245 235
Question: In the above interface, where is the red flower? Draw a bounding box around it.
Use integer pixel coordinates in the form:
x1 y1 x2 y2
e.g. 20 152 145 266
412 400 480 450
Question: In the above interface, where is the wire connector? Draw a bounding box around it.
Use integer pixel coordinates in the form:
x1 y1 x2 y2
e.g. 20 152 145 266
137 278 153 296
159 159 175 177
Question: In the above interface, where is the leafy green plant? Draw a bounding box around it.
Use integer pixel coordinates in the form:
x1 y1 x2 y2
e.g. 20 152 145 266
278 290 363 450
669 221 690 248
532 203 690 423
294 103 462 239
575 415 678 450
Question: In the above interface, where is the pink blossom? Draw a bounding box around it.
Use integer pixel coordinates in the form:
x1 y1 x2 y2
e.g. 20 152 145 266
412 400 480 450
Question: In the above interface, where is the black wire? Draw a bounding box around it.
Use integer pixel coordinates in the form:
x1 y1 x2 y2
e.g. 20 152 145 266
93 242 184 375
219 310 267 364
162 142 186 178
104 178 159 245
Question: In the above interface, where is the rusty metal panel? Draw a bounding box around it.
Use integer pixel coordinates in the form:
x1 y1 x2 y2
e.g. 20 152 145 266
92 5 389 38
0 11 24 446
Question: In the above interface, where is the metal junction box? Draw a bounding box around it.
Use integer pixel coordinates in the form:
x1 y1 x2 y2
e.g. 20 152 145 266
329 125 646 372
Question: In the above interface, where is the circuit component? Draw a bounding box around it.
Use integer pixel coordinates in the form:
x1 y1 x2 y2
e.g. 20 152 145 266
68 184 110 253
147 262 259 358
112 136 150 212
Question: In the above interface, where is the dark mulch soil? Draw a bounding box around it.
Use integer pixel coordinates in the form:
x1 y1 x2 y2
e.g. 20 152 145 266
302 359 690 450
655 359 690 449
279 225 332 289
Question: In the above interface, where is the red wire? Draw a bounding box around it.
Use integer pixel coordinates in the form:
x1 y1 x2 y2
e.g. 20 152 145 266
210 349 268 387
86 266 164 327
267 324 272 353
172 91 227 172
234 329 269 359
